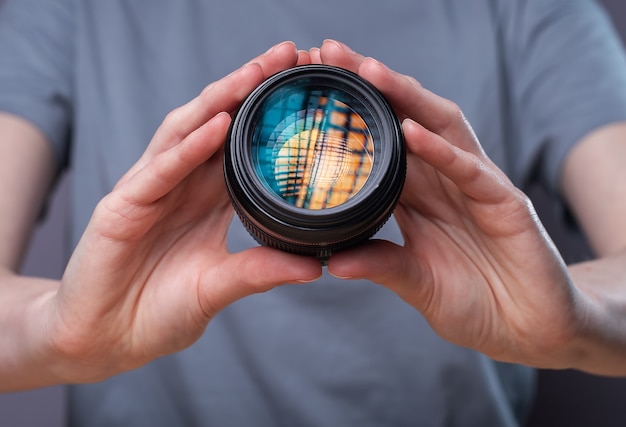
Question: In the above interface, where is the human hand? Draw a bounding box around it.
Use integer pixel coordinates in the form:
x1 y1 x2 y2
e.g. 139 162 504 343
43 42 321 383
315 40 582 368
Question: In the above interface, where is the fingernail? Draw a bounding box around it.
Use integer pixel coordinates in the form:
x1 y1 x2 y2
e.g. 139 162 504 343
364 56 385 69
295 276 321 284
265 40 295 55
328 271 353 280
323 39 354 53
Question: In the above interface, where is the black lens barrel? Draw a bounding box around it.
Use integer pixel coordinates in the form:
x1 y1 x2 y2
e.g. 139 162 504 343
224 64 405 263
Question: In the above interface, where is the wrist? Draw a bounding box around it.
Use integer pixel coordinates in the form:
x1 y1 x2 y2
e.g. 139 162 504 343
0 271 66 391
561 257 626 375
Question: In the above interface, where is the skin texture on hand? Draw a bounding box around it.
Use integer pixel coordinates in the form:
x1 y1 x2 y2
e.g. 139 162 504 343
7 42 323 388
3 39 626 391
314 40 586 369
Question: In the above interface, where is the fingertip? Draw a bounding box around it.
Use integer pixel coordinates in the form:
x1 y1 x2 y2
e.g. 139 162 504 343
401 117 421 136
271 40 298 58
322 39 355 54
326 244 372 280
252 41 299 80
295 273 322 284
296 49 311 66
198 111 232 147
319 39 363 71
242 246 323 285
201 248 323 314
275 251 324 284
210 112 233 141
326 252 359 280
357 57 393 90
360 56 384 71
288 256 324 284
309 47 322 64
401 117 433 155
327 269 353 280
214 110 232 124
327 240 405 284
233 61 266 89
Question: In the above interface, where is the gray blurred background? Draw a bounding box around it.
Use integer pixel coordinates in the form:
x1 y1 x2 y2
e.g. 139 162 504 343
1 1 626 426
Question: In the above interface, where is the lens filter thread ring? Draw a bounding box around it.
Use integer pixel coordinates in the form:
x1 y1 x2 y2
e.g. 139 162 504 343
224 65 406 262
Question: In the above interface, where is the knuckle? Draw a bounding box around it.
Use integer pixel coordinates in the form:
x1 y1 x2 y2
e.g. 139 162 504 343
161 107 184 131
432 98 466 135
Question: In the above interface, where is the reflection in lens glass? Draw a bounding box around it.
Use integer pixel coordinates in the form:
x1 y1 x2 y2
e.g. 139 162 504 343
225 65 406 260
253 89 374 209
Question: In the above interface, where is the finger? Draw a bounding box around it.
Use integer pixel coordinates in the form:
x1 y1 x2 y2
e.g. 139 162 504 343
245 40 300 77
327 239 406 281
318 39 365 73
116 112 232 209
70 113 234 312
117 63 265 187
119 42 300 186
357 57 482 154
402 118 514 203
147 41 299 156
296 49 311 66
309 47 322 64
317 42 483 156
327 240 430 307
198 247 322 319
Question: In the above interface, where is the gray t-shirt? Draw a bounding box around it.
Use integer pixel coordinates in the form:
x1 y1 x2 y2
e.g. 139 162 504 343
2 0 626 426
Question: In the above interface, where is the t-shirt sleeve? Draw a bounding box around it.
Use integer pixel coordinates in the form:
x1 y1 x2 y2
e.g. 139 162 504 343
502 0 626 193
0 0 73 173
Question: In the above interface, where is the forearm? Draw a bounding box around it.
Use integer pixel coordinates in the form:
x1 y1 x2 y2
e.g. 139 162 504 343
565 248 626 376
0 268 64 391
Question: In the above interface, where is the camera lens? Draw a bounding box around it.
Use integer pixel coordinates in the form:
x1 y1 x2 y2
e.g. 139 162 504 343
224 64 405 263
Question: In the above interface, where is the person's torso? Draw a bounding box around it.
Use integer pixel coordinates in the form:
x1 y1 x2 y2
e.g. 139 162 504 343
67 1 533 426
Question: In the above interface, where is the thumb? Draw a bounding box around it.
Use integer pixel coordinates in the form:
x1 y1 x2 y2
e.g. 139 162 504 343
197 247 322 318
327 239 431 308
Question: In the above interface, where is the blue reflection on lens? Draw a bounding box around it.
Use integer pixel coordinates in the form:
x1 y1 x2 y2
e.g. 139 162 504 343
251 85 374 210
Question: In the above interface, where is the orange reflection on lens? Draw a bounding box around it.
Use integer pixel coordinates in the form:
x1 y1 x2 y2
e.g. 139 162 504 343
273 103 374 209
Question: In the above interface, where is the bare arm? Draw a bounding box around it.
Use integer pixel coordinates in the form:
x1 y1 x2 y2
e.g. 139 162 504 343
0 113 56 271
0 112 64 389
559 123 626 376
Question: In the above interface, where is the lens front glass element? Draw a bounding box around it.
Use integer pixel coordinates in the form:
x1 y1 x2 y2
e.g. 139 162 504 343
225 65 406 260
251 85 375 210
